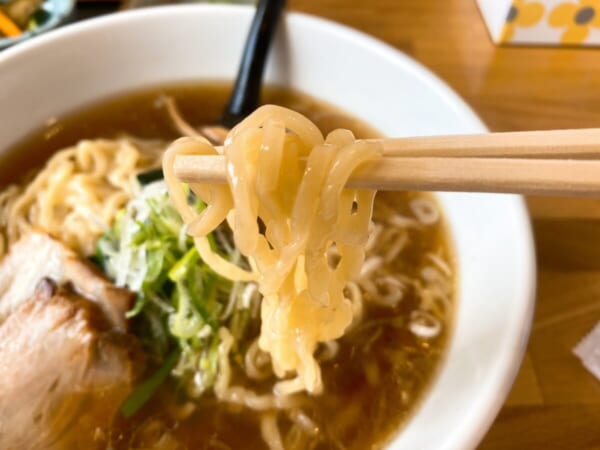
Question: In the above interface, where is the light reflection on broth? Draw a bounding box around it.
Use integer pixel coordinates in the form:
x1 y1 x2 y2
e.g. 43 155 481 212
1 83 454 450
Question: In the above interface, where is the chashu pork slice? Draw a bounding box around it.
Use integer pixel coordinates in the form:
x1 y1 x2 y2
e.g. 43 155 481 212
0 279 144 450
0 231 132 330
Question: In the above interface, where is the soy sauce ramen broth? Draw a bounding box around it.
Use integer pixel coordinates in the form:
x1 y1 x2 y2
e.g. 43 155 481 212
3 83 455 449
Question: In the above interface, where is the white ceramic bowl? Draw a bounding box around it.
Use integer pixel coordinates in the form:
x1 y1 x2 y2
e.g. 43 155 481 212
0 5 536 449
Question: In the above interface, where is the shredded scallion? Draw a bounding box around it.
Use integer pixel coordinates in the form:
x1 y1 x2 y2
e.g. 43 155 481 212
97 181 254 412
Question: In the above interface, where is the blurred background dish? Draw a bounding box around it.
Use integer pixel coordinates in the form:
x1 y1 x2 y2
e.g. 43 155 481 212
0 0 74 48
0 0 254 48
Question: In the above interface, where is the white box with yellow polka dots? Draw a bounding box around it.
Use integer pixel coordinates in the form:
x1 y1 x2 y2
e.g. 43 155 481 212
478 0 600 46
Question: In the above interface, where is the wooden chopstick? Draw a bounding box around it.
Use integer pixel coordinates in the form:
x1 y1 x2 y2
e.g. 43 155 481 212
171 128 600 196
374 128 600 158
172 155 600 196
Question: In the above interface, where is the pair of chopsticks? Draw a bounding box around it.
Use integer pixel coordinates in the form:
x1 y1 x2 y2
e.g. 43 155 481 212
173 128 600 196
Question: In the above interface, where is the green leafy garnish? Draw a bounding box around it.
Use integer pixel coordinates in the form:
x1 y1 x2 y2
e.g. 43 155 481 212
120 349 180 418
98 181 254 414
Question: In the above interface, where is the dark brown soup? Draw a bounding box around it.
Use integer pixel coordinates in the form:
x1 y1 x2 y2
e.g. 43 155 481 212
3 83 454 450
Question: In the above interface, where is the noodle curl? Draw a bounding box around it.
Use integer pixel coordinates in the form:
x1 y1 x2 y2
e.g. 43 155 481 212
0 139 162 257
164 105 382 394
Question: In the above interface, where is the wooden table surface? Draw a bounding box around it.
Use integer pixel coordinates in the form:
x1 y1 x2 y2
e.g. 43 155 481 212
287 0 600 448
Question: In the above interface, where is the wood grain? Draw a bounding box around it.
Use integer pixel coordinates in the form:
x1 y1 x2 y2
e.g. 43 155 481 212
284 0 600 448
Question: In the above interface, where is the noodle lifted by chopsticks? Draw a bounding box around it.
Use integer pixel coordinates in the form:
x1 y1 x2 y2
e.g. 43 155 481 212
163 105 382 394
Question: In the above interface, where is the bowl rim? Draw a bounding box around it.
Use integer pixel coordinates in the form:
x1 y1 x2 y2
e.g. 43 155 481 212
0 5 537 449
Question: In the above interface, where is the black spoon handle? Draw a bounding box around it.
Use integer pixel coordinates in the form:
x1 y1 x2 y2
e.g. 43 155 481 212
221 0 287 129
136 0 286 186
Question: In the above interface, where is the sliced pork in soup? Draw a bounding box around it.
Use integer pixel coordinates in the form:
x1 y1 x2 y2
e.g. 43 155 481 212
0 234 144 450
0 232 132 329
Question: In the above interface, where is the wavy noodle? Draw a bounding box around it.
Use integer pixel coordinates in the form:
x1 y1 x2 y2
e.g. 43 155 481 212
214 327 299 411
165 105 382 395
260 413 284 450
245 338 272 380
163 138 255 283
0 138 162 257
164 96 202 139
